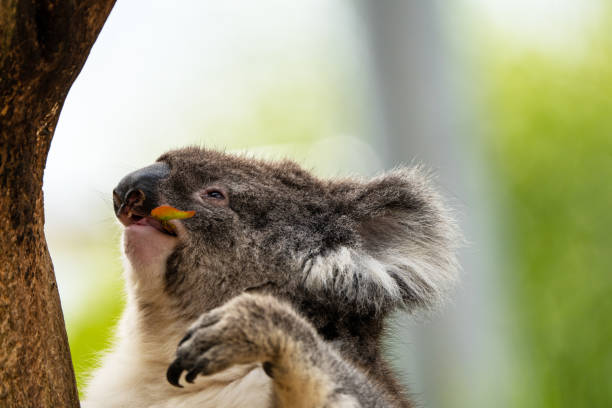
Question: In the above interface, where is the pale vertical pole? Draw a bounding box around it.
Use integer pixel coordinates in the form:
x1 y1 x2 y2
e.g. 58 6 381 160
354 1 512 407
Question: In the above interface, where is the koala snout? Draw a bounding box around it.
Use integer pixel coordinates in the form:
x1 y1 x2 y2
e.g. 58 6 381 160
113 162 170 226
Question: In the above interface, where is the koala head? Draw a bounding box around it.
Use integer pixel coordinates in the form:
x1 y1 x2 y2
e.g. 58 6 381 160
114 147 459 334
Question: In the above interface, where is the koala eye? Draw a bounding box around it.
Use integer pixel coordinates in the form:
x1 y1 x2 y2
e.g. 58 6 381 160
199 187 229 206
206 190 224 200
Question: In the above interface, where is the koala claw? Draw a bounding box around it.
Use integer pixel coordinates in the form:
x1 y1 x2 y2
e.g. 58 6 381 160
185 361 207 383
167 347 215 388
166 359 185 388
177 331 193 347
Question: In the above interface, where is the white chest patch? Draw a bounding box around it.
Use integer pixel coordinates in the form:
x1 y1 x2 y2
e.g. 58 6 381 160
83 355 271 408
82 300 271 408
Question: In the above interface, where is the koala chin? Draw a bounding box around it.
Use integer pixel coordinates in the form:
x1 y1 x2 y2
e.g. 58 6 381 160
82 147 460 408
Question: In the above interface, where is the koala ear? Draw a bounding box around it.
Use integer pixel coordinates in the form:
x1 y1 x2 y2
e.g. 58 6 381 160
302 167 460 316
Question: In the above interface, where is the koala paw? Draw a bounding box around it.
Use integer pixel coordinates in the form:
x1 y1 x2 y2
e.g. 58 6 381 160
166 293 289 387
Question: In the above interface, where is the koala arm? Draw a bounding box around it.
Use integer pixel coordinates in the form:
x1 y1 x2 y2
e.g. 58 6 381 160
166 293 398 408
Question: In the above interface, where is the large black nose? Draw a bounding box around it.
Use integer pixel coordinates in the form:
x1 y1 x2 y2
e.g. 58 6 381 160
113 162 170 226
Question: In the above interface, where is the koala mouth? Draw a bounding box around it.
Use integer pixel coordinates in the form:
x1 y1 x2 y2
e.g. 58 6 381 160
122 211 178 237
139 216 177 236
115 189 178 237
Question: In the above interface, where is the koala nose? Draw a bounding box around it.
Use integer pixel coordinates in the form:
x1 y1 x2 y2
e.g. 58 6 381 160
113 162 170 226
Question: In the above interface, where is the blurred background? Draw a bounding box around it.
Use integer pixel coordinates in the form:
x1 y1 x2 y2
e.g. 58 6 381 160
44 1 611 406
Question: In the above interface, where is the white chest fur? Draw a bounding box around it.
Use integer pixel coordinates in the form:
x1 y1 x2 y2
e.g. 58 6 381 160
84 360 270 408
82 302 271 408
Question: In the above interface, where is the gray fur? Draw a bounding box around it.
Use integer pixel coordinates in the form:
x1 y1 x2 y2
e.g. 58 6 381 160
157 149 458 317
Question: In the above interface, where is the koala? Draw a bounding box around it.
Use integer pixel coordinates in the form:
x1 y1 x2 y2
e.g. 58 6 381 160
83 147 460 408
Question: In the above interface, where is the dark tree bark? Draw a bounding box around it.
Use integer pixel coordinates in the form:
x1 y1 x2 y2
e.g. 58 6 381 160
0 1 115 406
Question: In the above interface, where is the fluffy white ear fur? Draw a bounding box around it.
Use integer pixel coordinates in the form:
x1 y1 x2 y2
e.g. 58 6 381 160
302 167 460 314
303 247 401 300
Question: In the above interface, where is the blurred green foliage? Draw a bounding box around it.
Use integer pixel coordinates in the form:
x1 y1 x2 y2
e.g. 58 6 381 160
477 11 612 407
64 235 124 395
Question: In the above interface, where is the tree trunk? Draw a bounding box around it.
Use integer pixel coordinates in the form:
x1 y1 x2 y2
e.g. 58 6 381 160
0 1 115 406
